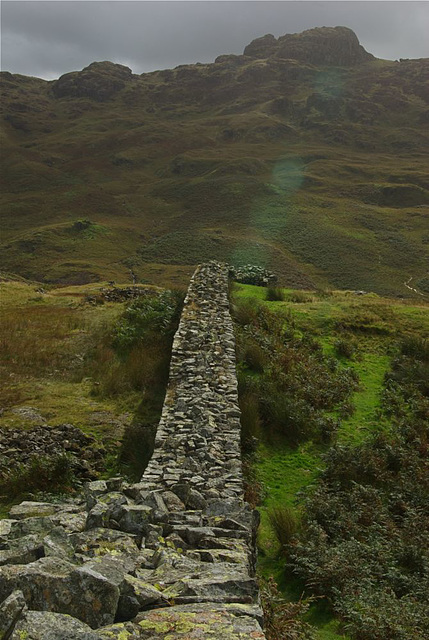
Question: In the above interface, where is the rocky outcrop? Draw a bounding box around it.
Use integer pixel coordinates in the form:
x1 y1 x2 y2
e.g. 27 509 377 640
229 264 277 286
0 423 105 483
0 263 266 639
244 26 374 66
51 61 134 101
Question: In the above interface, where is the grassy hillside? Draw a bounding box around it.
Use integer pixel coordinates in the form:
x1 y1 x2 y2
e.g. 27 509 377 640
1 27 428 295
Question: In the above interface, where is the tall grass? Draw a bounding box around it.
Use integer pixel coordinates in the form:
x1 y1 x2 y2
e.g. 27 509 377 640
268 505 300 552
266 287 285 302
0 306 85 375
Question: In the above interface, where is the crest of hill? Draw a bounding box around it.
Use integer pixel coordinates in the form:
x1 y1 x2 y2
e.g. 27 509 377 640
243 26 375 66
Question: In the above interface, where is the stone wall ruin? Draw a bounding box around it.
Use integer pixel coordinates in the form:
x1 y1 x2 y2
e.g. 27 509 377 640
0 262 266 639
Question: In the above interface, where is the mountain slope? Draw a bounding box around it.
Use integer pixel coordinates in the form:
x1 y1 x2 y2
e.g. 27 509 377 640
1 26 428 294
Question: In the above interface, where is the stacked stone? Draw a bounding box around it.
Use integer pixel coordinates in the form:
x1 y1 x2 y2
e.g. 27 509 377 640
141 261 243 501
0 262 266 639
229 264 277 286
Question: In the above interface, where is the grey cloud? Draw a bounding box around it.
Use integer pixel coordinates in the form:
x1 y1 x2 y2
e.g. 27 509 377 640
1 1 428 79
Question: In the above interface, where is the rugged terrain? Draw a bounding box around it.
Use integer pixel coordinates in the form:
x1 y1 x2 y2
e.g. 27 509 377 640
1 26 428 295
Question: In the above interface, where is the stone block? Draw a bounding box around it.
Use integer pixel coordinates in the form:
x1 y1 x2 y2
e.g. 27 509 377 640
0 589 27 639
9 502 59 520
117 505 152 536
11 610 100 639
0 556 120 629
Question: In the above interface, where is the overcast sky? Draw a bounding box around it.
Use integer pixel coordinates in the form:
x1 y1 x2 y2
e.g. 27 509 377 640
1 1 428 79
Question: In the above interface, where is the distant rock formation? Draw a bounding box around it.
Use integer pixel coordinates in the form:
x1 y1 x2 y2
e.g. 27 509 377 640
244 26 374 66
52 61 134 101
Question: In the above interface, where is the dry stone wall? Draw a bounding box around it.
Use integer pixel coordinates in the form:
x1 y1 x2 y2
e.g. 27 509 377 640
0 262 266 639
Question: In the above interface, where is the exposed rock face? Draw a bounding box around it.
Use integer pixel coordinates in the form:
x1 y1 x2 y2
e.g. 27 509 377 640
244 26 374 66
51 61 133 101
0 263 266 639
243 33 278 59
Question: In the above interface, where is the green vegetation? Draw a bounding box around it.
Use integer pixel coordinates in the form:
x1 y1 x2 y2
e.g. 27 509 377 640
0 276 182 506
0 454 76 503
232 282 429 640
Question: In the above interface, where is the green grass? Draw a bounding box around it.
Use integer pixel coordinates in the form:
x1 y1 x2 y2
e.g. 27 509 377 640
233 282 428 639
338 352 390 444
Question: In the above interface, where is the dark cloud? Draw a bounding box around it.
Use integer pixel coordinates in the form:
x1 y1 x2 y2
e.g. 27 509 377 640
1 1 428 79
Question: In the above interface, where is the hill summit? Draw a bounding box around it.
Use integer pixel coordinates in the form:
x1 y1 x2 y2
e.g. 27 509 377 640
243 26 375 66
1 26 428 294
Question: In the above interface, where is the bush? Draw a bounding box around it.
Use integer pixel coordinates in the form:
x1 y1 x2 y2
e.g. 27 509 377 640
334 336 357 359
113 289 183 355
266 287 285 302
242 455 263 507
289 351 429 640
400 335 429 362
260 577 315 640
239 390 262 452
268 505 300 552
285 291 313 304
242 341 267 373
0 454 75 501
231 300 260 326
233 302 357 446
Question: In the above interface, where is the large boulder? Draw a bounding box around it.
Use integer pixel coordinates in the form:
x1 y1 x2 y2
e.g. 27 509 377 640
11 610 99 639
0 556 120 629
0 589 27 639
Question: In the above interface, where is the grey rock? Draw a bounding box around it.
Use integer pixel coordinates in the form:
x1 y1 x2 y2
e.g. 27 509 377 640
43 527 75 560
161 491 185 512
0 535 44 566
133 605 265 638
11 610 100 639
84 481 108 510
117 505 152 536
117 575 169 620
0 556 120 629
71 528 139 559
9 502 59 520
187 489 206 510
0 589 27 638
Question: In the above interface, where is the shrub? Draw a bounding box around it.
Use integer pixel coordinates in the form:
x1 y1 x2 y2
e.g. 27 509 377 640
400 335 429 362
268 505 300 552
242 341 267 373
262 392 315 445
260 577 315 640
266 287 285 302
289 351 429 640
233 301 357 446
113 289 183 355
0 454 76 501
231 300 260 326
242 456 263 507
239 390 262 452
334 336 357 359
